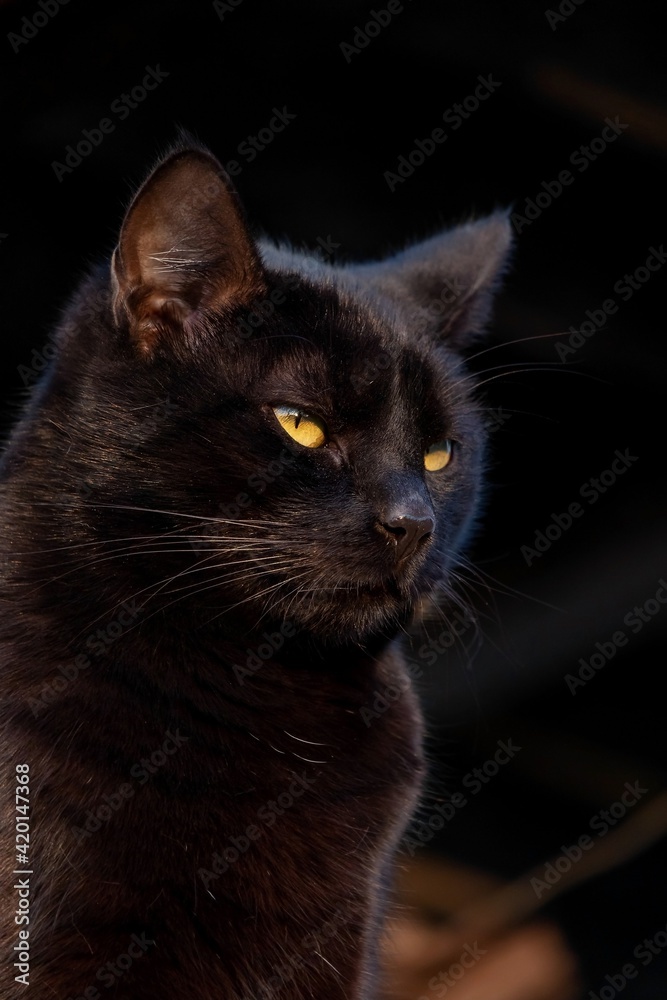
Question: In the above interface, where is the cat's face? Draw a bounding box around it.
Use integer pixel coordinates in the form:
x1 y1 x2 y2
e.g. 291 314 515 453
16 143 511 644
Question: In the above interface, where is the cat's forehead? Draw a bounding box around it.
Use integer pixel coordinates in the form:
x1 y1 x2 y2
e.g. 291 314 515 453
256 265 440 362
247 272 459 427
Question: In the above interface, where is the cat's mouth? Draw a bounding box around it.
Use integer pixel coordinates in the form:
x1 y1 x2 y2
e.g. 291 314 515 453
196 542 435 641
287 572 421 641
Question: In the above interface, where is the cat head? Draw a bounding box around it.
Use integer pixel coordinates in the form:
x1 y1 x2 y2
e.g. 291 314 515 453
13 140 511 644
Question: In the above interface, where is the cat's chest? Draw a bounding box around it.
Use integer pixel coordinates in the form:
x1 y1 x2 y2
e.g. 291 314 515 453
91 646 426 958
175 646 423 812
136 644 426 875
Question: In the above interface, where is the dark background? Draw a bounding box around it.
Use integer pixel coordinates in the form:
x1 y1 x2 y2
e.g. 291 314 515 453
1 0 665 994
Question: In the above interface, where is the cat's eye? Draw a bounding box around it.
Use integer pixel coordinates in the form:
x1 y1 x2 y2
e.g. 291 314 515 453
272 406 327 448
424 440 453 472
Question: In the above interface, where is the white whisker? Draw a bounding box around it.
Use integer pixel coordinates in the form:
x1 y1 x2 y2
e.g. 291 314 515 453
283 731 331 747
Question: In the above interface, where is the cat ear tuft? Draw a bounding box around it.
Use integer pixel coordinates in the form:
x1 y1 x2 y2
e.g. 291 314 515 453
111 146 266 355
357 210 513 350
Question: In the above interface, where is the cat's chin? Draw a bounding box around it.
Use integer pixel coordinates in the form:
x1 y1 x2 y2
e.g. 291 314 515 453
265 577 419 644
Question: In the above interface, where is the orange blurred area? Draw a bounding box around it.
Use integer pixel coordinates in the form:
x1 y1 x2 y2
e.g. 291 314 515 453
382 855 581 1000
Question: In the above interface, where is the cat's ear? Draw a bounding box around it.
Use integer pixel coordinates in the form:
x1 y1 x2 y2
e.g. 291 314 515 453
358 210 512 349
111 146 266 355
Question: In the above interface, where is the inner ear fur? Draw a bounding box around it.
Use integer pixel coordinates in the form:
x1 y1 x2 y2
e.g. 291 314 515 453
111 147 267 355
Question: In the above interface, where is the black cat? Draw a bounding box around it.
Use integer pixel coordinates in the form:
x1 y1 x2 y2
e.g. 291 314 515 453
0 139 510 999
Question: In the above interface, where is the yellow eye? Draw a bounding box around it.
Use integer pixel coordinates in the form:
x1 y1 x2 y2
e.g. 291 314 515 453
424 440 453 472
272 406 327 448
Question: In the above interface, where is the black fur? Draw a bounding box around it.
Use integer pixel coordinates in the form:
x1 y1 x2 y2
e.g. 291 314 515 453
0 142 511 999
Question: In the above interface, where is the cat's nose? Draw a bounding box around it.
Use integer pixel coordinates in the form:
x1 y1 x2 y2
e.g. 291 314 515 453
379 506 435 562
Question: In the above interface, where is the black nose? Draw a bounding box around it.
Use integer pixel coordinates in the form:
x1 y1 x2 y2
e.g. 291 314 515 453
380 508 435 562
